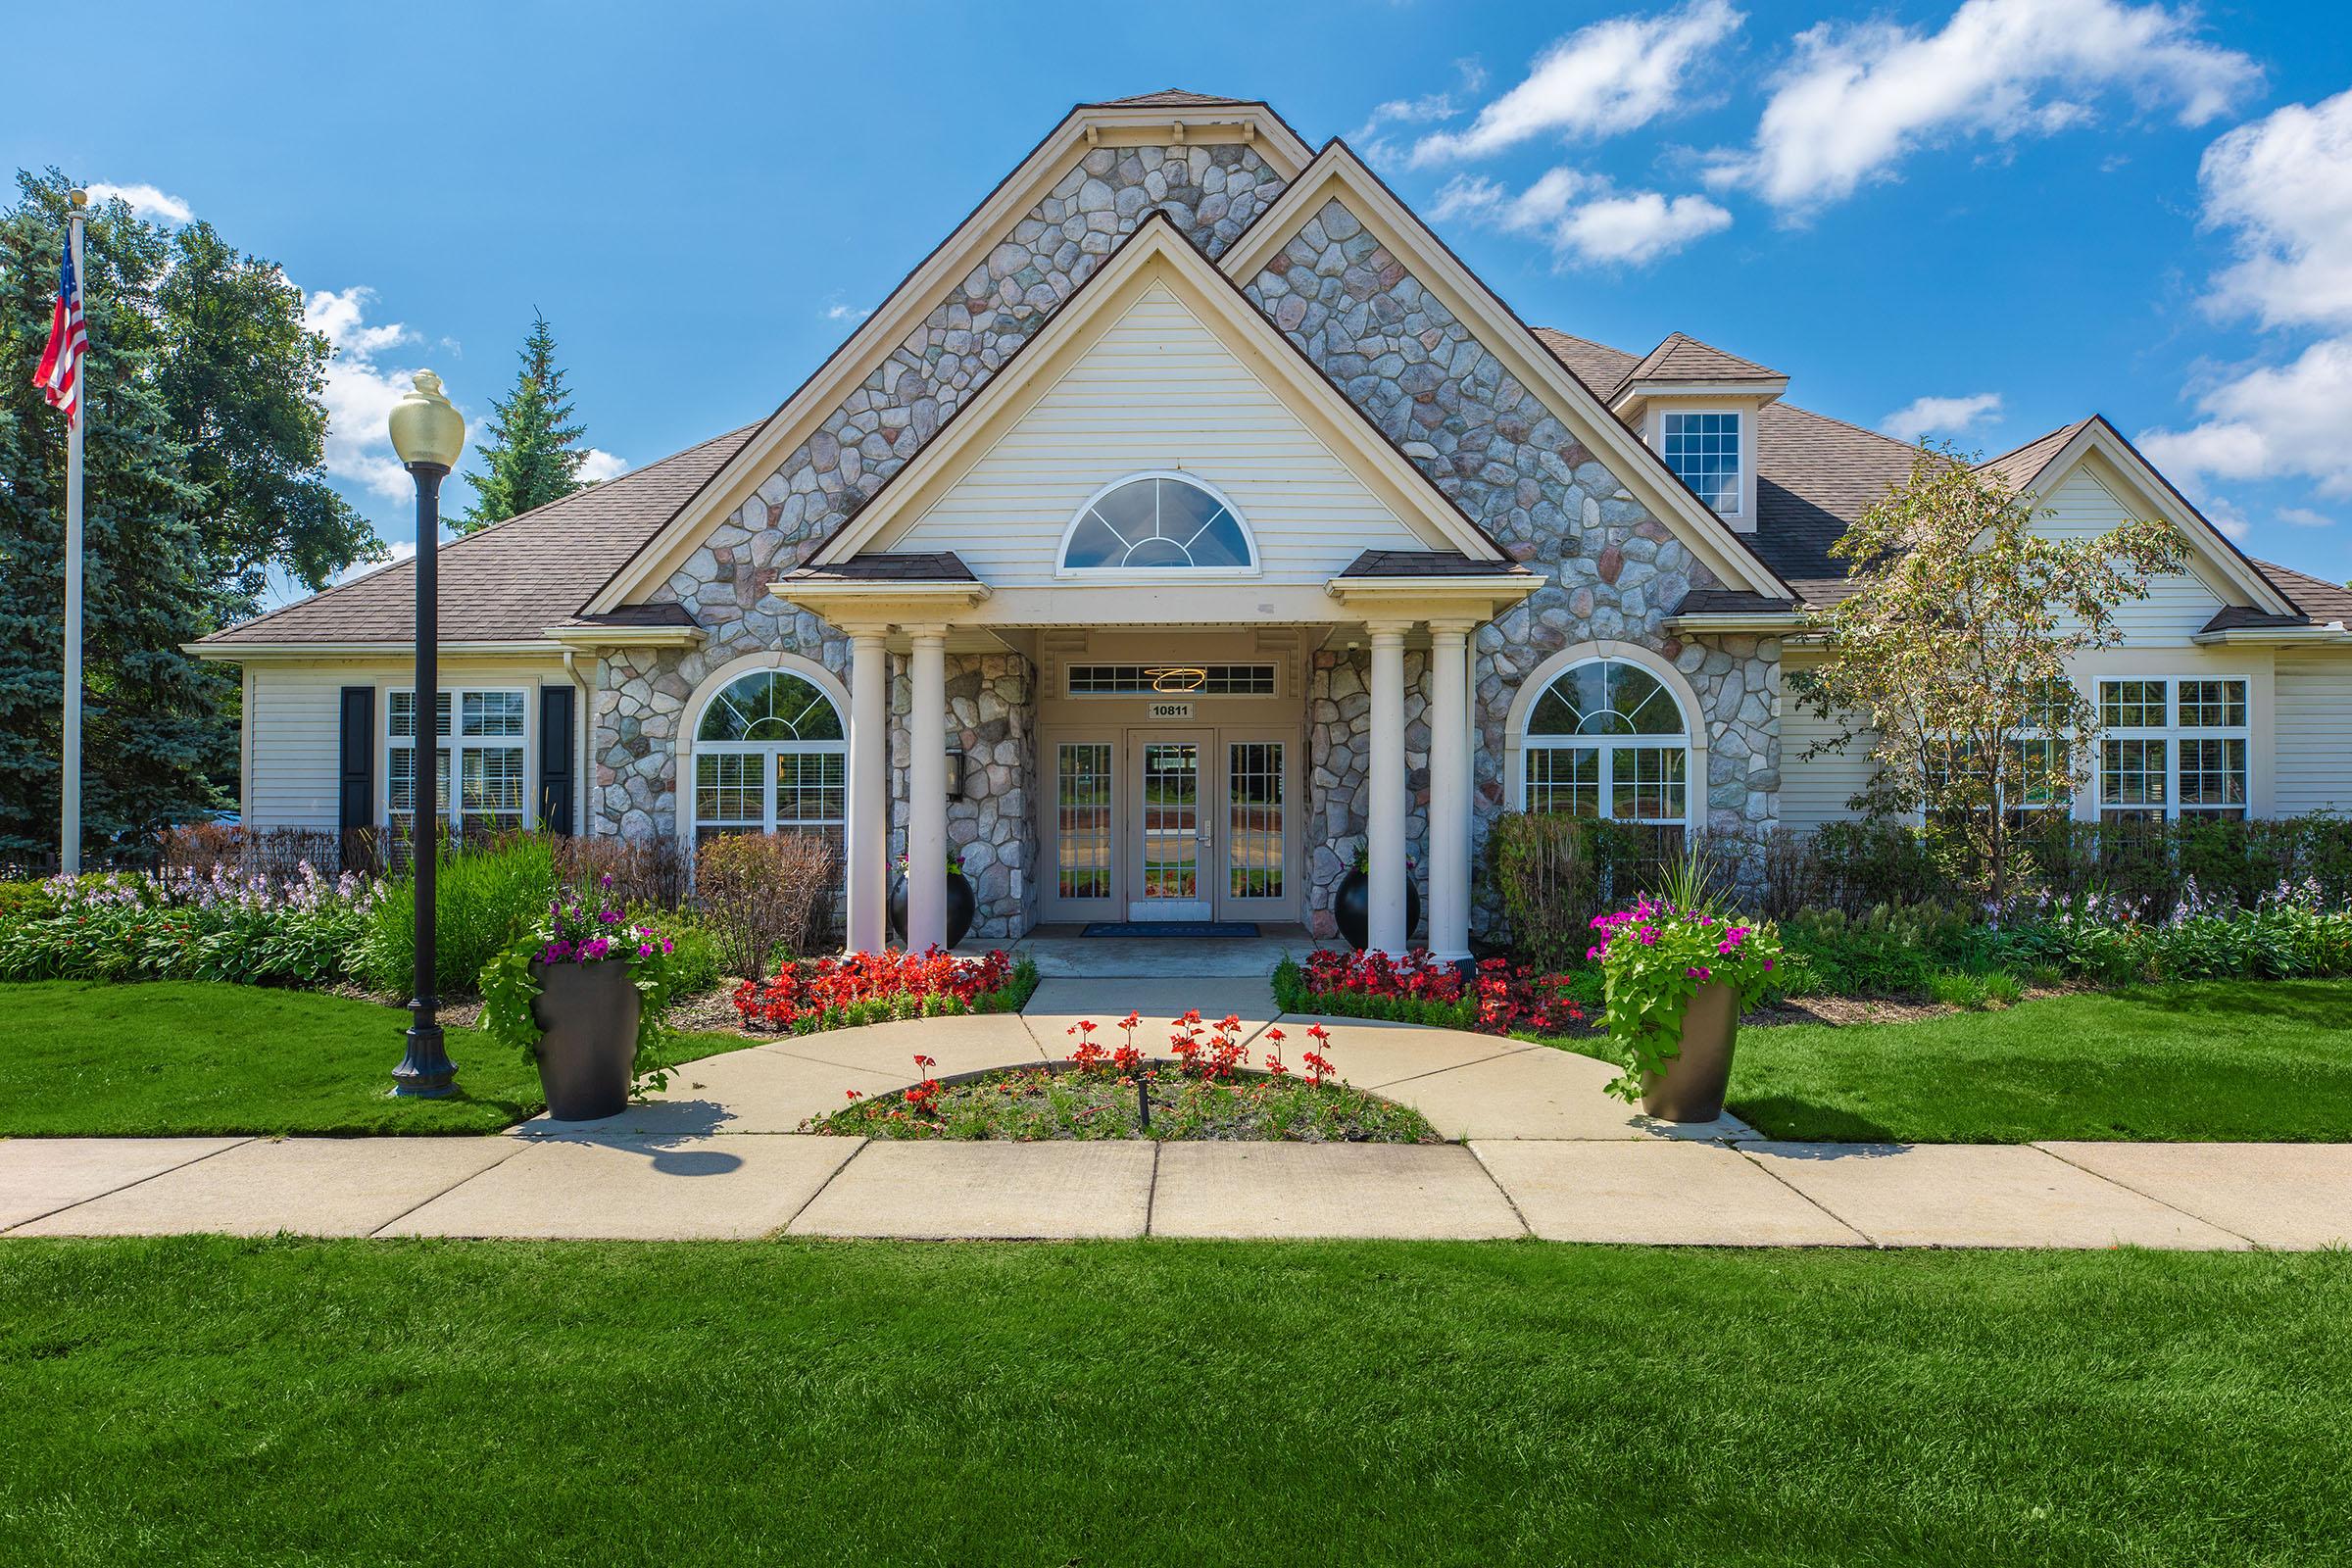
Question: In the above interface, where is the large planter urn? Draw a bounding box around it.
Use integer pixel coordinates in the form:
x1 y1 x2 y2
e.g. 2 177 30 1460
889 868 977 951
529 957 642 1122
1639 979 1740 1123
1332 866 1422 953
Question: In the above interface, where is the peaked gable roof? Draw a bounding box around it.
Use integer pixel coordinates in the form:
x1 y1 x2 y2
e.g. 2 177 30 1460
196 425 757 648
810 211 1505 567
583 97 1314 614
1219 141 1792 600
1090 87 1256 108
1975 418 2095 494
1610 331 1784 399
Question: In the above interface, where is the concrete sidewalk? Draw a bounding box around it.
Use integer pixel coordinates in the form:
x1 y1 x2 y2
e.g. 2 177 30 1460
5 1129 2343 1249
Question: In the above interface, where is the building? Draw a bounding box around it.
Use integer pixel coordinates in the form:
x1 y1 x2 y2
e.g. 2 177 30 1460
191 89 2352 956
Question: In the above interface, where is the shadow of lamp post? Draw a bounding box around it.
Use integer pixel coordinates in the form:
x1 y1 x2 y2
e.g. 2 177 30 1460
388 371 466 1099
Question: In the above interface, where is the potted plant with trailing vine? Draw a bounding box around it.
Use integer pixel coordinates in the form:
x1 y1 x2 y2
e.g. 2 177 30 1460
481 878 681 1121
889 853 977 951
1587 852 1782 1122
1333 843 1421 953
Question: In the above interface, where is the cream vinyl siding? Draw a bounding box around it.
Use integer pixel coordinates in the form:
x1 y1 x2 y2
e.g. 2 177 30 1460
2274 654 2352 815
2034 467 2227 643
246 664 348 830
883 281 1429 580
1779 688 1878 829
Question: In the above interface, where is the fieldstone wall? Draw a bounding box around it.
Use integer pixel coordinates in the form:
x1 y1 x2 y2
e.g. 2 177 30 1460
1248 197 1781 934
592 141 1289 919
1303 647 1433 941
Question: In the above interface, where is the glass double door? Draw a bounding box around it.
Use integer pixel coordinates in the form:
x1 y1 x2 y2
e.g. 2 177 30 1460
1046 728 1295 924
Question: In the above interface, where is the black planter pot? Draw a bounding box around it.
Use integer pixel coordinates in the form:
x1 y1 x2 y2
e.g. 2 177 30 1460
529 957 641 1121
888 869 977 951
1332 865 1423 953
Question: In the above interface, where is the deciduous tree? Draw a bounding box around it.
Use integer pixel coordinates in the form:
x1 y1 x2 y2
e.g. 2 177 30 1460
1790 445 2188 902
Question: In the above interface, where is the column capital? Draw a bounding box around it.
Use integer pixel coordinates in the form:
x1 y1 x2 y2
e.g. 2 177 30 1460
1364 618 1414 644
904 622 951 646
1425 617 1480 641
841 622 893 643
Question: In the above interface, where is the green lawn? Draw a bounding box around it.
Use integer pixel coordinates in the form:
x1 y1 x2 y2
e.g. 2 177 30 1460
1726 979 2352 1144
0 1239 2345 1565
0 981 759 1138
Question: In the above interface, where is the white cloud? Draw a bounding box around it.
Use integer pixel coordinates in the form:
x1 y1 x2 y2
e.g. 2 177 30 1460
1880 392 2003 444
2278 506 2333 528
301 285 439 500
576 448 628 484
1434 168 1731 267
1410 0 1744 167
820 297 873 323
2138 90 2352 516
86 181 193 224
2139 336 2352 499
2198 88 2352 330
1351 91 1465 170
1710 0 2259 212
2198 494 2252 541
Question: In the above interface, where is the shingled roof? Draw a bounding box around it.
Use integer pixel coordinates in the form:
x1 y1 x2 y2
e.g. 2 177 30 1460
1089 87 1256 108
1609 332 1784 400
1975 418 2094 494
200 424 758 646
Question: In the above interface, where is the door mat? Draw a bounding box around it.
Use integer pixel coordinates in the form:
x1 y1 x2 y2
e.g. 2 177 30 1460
1079 921 1261 939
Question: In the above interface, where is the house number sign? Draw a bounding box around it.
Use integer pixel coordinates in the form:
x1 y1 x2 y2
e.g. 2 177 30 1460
1147 700 1196 720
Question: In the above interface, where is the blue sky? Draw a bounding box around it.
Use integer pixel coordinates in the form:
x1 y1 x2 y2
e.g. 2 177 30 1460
14 0 2352 595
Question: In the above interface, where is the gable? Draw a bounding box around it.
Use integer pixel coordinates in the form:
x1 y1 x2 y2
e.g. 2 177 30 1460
588 103 1314 615
876 279 1438 583
2036 465 2228 643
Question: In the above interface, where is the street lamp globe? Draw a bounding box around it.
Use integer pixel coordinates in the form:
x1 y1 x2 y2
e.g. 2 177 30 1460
388 369 466 471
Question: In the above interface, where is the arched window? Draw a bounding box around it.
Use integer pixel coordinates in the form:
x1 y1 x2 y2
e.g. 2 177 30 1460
1058 473 1256 574
1521 657 1691 824
690 668 848 847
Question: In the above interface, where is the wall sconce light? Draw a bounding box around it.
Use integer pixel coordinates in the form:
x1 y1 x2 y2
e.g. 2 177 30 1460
945 745 965 801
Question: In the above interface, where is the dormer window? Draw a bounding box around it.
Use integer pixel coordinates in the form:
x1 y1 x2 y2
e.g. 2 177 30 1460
1662 411 1740 514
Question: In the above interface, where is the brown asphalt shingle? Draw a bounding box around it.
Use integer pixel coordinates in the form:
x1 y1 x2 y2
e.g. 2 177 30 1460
1338 550 1536 578
200 424 758 645
1610 331 1784 399
1976 418 2093 494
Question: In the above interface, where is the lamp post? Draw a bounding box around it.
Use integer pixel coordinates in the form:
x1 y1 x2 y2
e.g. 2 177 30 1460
388 371 465 1099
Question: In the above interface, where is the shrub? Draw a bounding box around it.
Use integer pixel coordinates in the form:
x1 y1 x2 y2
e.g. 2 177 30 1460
355 836 556 998
695 832 836 980
654 914 724 996
554 834 691 912
0 864 385 985
1487 813 1689 971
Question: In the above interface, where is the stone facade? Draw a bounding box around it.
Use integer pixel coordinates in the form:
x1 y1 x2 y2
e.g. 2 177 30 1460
1247 197 1781 933
592 160 1785 950
591 143 1288 939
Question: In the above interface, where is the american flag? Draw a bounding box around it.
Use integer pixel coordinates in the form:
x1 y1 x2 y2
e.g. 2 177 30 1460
34 234 86 426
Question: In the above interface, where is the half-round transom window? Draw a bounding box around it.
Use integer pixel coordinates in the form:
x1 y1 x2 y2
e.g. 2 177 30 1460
696 671 844 744
1522 658 1690 824
1060 474 1255 573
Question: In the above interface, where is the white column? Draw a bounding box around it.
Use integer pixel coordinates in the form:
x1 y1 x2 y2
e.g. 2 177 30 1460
845 628 891 954
1427 620 1474 964
906 625 950 951
1366 621 1410 956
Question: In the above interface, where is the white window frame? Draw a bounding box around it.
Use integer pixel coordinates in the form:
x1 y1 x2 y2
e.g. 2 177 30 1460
1658 408 1744 519
387 686 530 842
2095 675 2252 824
687 669 849 846
1054 470 1261 581
1514 655 1695 829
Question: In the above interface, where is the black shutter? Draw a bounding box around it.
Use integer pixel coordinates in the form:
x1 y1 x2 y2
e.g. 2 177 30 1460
337 686 374 836
539 685 575 835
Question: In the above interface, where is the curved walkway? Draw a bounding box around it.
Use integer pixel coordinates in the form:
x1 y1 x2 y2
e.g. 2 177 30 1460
6 993 2349 1248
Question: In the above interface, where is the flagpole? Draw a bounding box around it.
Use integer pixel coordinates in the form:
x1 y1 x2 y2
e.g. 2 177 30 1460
60 189 87 876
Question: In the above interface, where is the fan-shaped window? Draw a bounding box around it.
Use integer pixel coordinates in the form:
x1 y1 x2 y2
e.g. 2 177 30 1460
1059 474 1256 573
690 669 846 848
1522 658 1690 824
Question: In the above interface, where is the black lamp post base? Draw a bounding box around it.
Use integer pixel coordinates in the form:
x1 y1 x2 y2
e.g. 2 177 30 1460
392 1019 457 1099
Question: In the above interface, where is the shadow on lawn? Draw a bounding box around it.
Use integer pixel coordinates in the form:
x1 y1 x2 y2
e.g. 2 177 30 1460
2115 980 2348 1029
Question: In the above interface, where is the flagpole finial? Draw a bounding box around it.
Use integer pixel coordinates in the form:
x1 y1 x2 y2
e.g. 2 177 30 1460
68 188 87 209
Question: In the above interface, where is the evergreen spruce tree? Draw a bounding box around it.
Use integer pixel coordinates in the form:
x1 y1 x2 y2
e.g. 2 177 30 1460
460 312 592 530
0 174 233 858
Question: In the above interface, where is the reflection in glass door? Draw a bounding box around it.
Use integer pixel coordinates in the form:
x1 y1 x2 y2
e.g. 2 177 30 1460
1133 736 1211 919
1055 743 1113 902
1226 740 1285 905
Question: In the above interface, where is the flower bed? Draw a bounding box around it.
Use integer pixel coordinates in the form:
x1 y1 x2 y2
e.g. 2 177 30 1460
805 1013 1439 1143
1275 950 1589 1036
0 864 385 986
731 949 1037 1034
